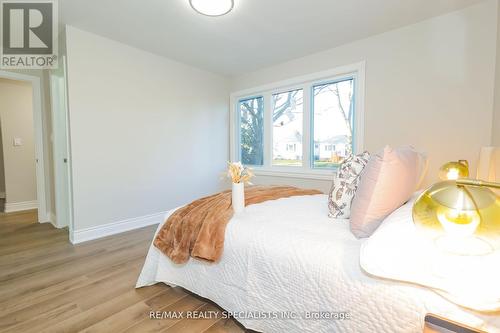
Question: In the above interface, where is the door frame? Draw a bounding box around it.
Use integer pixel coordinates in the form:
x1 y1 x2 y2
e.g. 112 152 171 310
49 60 74 232
0 70 49 223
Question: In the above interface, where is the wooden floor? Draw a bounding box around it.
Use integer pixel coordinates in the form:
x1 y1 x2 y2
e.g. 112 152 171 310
0 210 247 333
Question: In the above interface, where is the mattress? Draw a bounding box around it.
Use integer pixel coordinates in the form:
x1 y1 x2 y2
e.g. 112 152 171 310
136 194 498 333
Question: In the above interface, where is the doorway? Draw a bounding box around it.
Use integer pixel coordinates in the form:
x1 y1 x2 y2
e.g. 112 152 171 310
0 71 49 223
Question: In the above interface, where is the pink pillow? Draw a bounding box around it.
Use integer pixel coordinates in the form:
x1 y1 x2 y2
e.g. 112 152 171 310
350 146 427 238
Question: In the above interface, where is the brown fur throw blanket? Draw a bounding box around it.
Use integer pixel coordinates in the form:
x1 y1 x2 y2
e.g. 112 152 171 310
154 185 322 264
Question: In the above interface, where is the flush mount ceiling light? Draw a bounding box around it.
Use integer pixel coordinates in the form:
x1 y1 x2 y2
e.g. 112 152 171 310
190 0 234 16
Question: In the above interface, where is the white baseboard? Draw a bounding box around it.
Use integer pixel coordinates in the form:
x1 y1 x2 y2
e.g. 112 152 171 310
0 192 5 199
71 211 166 244
47 212 70 229
38 212 51 223
4 200 38 213
48 212 60 228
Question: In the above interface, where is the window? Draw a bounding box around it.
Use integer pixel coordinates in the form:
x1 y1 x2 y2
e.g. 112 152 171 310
312 79 354 168
231 63 363 178
272 89 303 166
239 96 264 166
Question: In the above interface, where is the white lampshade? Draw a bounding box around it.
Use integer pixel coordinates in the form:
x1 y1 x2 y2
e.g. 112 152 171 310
190 0 234 16
477 146 500 195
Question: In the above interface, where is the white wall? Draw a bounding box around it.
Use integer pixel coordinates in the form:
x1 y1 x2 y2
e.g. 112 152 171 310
65 26 229 234
0 125 5 196
231 0 498 191
0 79 37 204
492 0 500 147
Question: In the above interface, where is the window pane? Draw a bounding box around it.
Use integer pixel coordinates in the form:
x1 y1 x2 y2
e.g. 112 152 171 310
312 79 354 168
239 96 264 166
272 89 303 166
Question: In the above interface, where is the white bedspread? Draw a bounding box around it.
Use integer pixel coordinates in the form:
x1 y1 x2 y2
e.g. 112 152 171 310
136 194 499 333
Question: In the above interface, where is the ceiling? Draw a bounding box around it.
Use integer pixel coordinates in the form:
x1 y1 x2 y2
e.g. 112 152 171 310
60 0 483 77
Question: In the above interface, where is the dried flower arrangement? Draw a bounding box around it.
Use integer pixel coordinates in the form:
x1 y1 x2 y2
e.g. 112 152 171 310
227 162 254 184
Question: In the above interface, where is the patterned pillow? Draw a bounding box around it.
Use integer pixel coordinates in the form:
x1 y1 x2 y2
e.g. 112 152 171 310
328 151 370 219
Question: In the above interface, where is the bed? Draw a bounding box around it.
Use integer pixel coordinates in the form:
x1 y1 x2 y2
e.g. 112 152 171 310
136 193 500 333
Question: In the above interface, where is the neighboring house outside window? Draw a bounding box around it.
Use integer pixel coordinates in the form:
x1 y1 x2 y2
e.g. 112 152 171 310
230 62 365 178
286 143 297 152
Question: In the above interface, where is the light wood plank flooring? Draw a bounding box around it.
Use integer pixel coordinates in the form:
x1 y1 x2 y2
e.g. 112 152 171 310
0 210 247 333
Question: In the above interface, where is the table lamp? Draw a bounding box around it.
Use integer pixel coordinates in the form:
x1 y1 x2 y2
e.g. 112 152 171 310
413 178 500 255
438 160 469 180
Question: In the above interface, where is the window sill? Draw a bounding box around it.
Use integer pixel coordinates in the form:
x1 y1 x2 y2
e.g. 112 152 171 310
251 167 336 181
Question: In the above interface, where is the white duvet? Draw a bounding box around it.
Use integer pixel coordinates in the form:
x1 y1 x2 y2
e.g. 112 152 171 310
136 194 499 333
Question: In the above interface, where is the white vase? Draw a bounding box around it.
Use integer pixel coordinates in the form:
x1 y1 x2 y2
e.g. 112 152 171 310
232 182 245 213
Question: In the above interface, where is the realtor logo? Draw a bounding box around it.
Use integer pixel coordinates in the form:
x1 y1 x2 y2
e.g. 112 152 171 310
1 0 58 68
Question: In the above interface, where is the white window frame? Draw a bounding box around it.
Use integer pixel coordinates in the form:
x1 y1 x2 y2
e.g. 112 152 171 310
230 61 365 180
